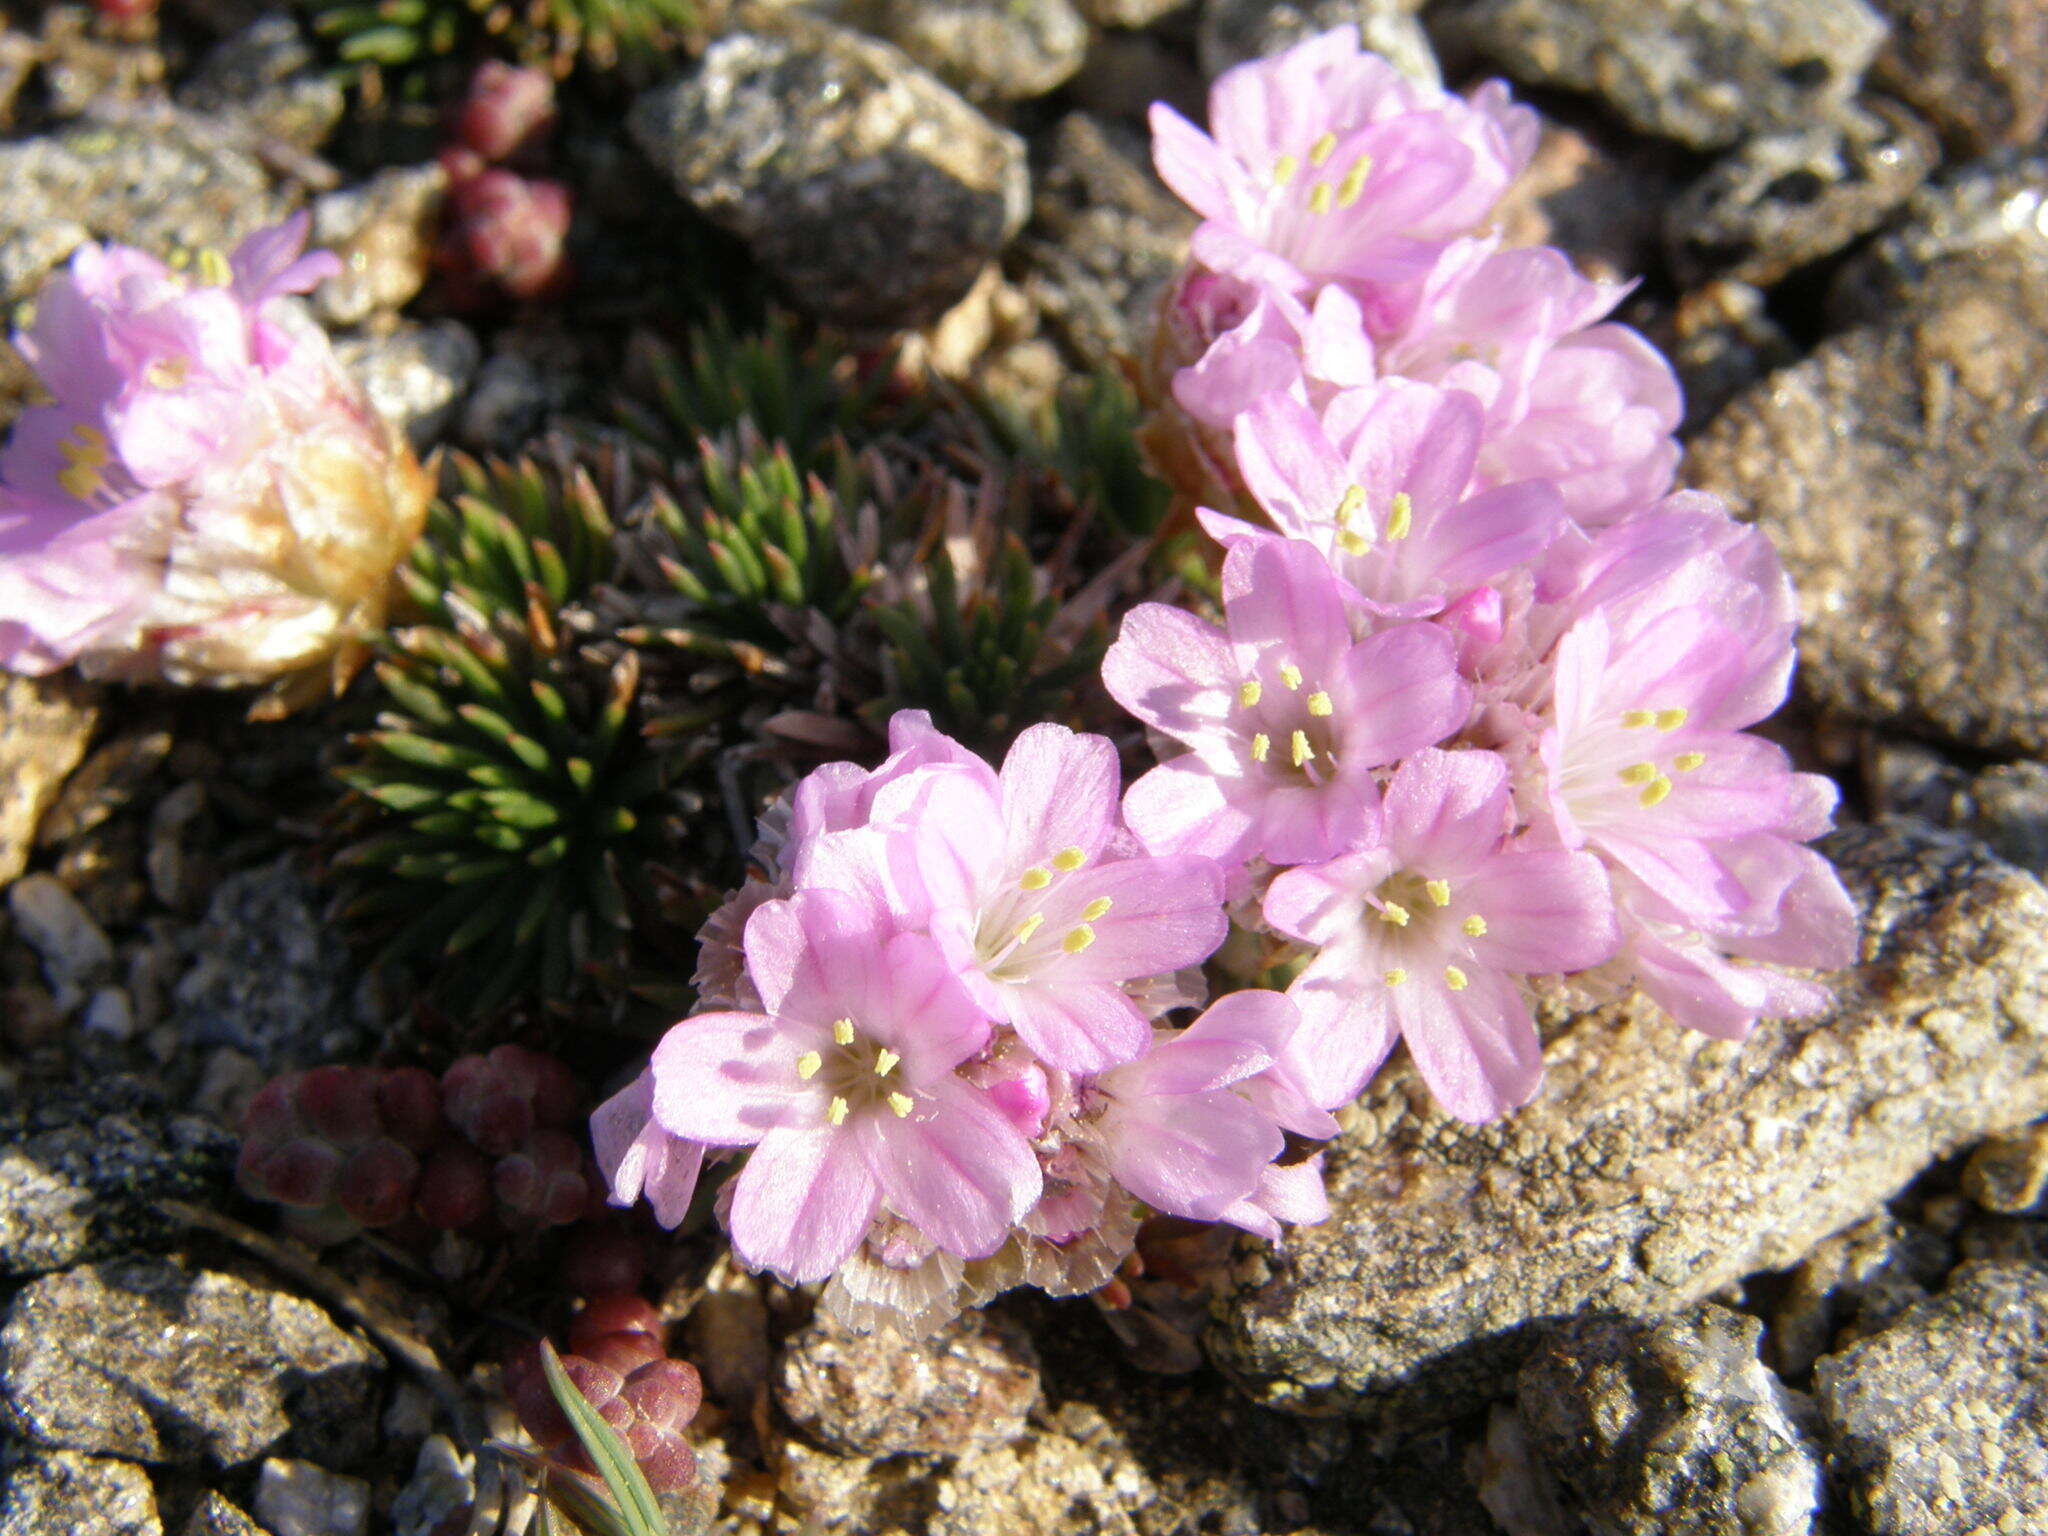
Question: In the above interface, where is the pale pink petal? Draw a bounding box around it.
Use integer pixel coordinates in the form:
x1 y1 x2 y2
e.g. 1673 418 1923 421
727 1125 880 1284
1380 748 1513 875
1001 978 1152 1073
1394 969 1544 1123
1049 854 1227 984
1460 848 1619 974
649 1012 810 1145
1101 603 1238 748
1104 1086 1283 1221
1283 943 1400 1108
865 1078 1041 1259
1000 723 1119 866
1334 625 1472 767
1122 757 1257 864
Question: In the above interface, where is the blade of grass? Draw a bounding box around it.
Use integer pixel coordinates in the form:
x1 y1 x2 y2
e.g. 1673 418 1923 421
539 1341 669 1536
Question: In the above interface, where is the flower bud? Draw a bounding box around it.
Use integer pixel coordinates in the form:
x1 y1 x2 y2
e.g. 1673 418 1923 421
455 62 557 165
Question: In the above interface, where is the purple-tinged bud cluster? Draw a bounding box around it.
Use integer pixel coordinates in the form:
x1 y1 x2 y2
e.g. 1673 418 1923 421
595 713 1332 1332
238 1047 601 1243
1105 30 1855 1122
506 1296 702 1495
437 62 572 308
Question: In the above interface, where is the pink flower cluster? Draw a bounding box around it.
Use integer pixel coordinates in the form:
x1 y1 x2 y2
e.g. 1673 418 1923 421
596 712 1334 1331
0 215 431 715
1110 29 1855 1122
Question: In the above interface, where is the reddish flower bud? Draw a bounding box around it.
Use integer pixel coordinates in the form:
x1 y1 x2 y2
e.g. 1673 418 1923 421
439 172 573 308
577 1332 665 1378
620 1358 702 1433
254 1140 343 1208
569 1295 662 1355
456 61 557 165
415 1143 494 1230
376 1067 445 1150
292 1065 381 1145
494 1129 591 1228
336 1141 421 1228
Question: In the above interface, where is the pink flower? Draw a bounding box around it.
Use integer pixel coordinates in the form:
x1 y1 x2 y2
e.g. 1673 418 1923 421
1151 29 1537 299
0 215 428 714
1265 748 1618 1120
591 1072 707 1229
841 723 1230 1073
1104 537 1471 868
644 886 1040 1284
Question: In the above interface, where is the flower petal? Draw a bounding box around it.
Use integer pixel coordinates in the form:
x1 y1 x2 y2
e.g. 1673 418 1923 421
650 1012 810 1145
1394 969 1544 1123
727 1125 880 1285
865 1078 1042 1259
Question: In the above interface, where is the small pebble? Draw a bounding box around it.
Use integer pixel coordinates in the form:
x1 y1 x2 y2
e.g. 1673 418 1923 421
255 1459 371 1536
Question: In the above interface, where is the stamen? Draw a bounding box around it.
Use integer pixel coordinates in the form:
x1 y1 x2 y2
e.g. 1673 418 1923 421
146 356 189 390
1385 493 1413 541
1272 154 1300 187
1379 901 1411 926
1052 846 1087 872
1464 915 1488 937
1080 896 1113 922
873 1049 900 1077
1336 155 1373 208
1308 182 1334 216
1239 679 1262 708
1013 913 1045 946
1445 965 1470 992
833 1018 857 1046
1337 530 1371 556
1655 708 1689 732
1308 131 1338 167
1621 710 1656 729
1307 691 1333 717
827 1096 850 1126
1336 484 1368 527
1674 752 1706 772
796 1051 822 1080
1425 879 1451 907
194 248 233 287
887 1092 914 1118
1618 762 1659 786
1639 775 1674 809
1020 867 1053 891
1278 662 1303 690
1384 968 1407 986
1062 924 1096 954
1251 732 1271 763
1290 730 1314 767
57 464 103 499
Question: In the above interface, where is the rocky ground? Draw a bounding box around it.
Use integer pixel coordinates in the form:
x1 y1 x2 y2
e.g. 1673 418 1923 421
3 0 2048 1533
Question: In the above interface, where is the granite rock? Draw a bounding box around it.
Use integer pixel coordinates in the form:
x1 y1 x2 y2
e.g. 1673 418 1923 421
1690 251 2048 757
180 1493 268 1536
0 675 99 889
1655 280 1798 435
0 1261 382 1468
1829 151 2048 327
1870 0 2048 156
1491 119 1678 285
1518 1305 1823 1536
253 1460 369 1536
310 164 448 329
0 1449 162 1536
7 875 113 1014
337 321 481 453
1963 1122 2048 1215
1212 819 2048 1422
866 0 1090 105
1431 0 1888 150
1769 1212 1953 1380
175 15 343 152
1197 0 1438 87
1814 1261 2048 1533
1867 743 2048 877
630 24 1029 330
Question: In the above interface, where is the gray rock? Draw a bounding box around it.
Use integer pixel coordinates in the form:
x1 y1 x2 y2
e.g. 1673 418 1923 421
1431 0 1888 150
35 728 174 851
1830 151 2048 327
337 321 481 454
176 15 344 152
1870 0 2048 156
1198 0 1439 87
181 1493 268 1536
310 165 448 329
0 674 99 889
1814 1261 2048 1533
0 112 293 304
1869 742 2048 876
1518 1306 1823 1536
776 1308 1039 1458
1075 0 1193 26
1212 819 2048 1423
0 1449 161 1536
0 1075 232 1278
1017 113 1192 370
630 24 1029 330
1665 102 1938 289
1689 252 2048 758
7 875 113 1014
1656 280 1798 435
170 857 358 1071
1963 1123 2048 1215
866 0 1090 104
0 1260 382 1469
253 1460 369 1536
1770 1212 1953 1380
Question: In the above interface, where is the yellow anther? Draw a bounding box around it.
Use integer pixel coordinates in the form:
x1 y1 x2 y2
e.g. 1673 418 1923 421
1239 680 1263 708
1384 968 1407 987
1445 965 1470 992
1020 867 1053 891
1291 730 1314 767
195 248 233 287
1309 182 1335 216
71 424 106 453
1385 492 1413 541
1081 896 1113 922
1308 131 1338 167
1013 913 1045 946
1655 708 1689 732
796 1051 822 1080
1062 924 1096 955
1618 762 1659 786
1307 691 1333 717
1250 733 1271 763
874 1049 900 1077
1336 155 1373 208
1621 709 1657 729
1425 879 1451 907
833 1018 857 1046
57 463 102 499
59 428 107 470
1639 775 1674 809
1337 531 1371 556
1674 752 1706 772
1273 154 1300 187
1052 846 1087 872
1464 915 1488 937
1336 483 1368 527
1379 901 1411 927
145 356 190 390
887 1092 915 1119
1278 662 1303 690
827 1096 850 1126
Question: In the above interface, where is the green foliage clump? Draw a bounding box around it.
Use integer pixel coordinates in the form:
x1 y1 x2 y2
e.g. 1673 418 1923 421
305 0 695 84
